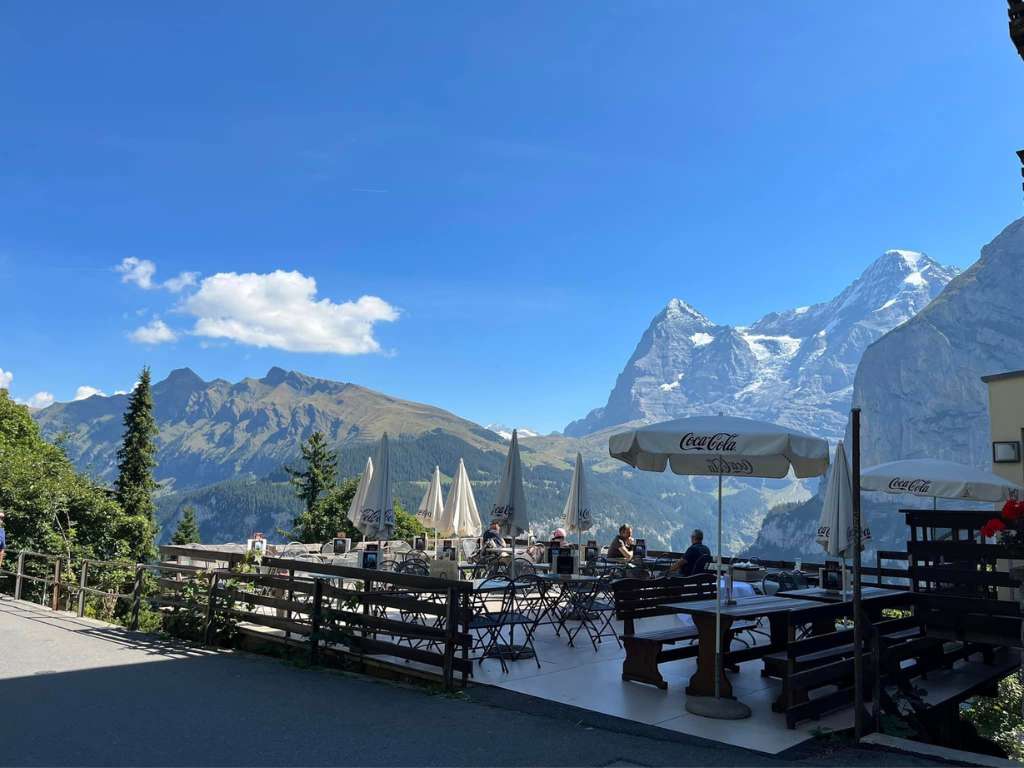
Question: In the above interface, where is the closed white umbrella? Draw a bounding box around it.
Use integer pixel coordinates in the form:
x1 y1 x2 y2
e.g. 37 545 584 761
346 456 374 529
816 442 867 598
562 452 592 552
861 458 1023 504
417 466 445 530
610 415 830 720
357 433 395 541
492 429 531 575
436 458 482 538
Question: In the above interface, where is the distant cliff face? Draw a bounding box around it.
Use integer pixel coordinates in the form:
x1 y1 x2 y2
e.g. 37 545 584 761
566 250 957 442
849 216 1024 469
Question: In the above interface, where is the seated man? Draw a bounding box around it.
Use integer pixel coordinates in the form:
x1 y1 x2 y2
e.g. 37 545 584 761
607 524 634 560
669 529 711 576
482 520 506 549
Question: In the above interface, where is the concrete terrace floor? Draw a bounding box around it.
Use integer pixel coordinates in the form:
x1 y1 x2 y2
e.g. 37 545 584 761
0 596 959 768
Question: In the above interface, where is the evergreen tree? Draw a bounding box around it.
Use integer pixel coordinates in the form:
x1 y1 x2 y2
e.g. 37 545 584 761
285 432 337 516
114 366 158 561
171 505 201 545
290 476 360 543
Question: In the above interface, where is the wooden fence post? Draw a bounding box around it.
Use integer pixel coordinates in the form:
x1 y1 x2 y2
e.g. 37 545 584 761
1014 565 1024 722
203 571 220 645
77 560 89 617
442 586 457 691
50 557 62 611
460 588 470 688
310 578 324 666
14 552 25 601
129 564 145 631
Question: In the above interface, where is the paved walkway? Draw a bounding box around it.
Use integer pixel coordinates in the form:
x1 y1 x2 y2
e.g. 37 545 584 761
0 596 953 767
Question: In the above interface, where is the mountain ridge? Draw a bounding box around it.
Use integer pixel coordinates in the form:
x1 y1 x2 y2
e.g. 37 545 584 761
565 249 958 441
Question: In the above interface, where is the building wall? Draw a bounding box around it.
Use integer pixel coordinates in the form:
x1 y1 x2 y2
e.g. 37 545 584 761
985 374 1024 486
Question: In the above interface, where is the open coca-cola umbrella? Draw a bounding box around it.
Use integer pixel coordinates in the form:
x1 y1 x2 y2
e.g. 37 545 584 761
610 415 830 720
861 458 1022 505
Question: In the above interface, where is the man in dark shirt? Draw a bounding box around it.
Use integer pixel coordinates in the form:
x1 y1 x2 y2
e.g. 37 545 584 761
671 529 711 576
482 520 505 549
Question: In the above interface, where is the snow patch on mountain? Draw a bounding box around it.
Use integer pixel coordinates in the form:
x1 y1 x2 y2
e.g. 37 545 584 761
486 424 540 441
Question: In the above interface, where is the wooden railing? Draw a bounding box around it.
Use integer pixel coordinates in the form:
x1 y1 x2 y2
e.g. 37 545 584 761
645 550 911 588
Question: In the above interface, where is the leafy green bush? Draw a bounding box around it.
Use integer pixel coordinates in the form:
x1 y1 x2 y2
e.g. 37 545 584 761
961 672 1024 760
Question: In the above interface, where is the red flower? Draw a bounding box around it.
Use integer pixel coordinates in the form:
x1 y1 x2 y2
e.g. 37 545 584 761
1003 500 1024 521
982 518 1007 538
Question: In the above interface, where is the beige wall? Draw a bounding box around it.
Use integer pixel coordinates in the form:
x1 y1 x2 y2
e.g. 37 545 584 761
986 375 1024 486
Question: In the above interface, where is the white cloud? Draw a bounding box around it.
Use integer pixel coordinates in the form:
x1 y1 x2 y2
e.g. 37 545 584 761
74 385 106 401
0 368 12 390
25 391 54 409
116 257 157 289
130 318 178 344
116 258 199 292
164 271 199 292
181 270 399 354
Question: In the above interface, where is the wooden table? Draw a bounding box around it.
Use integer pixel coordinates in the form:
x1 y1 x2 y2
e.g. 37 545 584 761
665 595 823 699
775 586 904 603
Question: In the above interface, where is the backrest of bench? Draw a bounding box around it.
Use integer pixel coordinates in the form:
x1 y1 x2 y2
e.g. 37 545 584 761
784 614 920 659
612 574 716 631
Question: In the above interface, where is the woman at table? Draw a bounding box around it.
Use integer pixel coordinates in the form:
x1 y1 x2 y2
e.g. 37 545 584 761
607 524 634 560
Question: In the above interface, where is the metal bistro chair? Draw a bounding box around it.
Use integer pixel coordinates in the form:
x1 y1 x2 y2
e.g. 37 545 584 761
480 574 545 674
565 573 622 651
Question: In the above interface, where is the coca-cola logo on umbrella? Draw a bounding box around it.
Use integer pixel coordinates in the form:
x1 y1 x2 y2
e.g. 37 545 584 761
706 457 753 475
578 507 592 524
360 507 394 525
492 504 512 520
888 477 932 494
679 432 739 452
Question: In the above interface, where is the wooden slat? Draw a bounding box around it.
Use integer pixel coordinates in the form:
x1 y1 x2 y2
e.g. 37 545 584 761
156 577 190 592
216 572 317 594
216 587 314 614
261 556 472 593
912 566 1019 587
344 634 471 671
787 687 853 726
223 608 311 636
789 657 854 690
358 591 451 617
160 545 247 564
916 594 1020 617
322 608 470 647
904 510 993 528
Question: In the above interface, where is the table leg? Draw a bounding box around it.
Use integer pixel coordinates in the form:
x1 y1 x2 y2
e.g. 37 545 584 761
687 614 734 698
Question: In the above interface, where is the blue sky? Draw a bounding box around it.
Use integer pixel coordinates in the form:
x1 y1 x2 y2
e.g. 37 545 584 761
2 2 1022 433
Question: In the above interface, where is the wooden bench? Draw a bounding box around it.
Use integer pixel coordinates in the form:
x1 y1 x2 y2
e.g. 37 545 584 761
612 574 752 690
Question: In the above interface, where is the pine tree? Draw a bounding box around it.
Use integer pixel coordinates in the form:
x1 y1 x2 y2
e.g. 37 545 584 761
285 432 337 516
115 366 158 561
171 506 201 545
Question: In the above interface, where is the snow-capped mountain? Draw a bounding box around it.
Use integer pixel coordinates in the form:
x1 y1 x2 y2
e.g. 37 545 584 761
486 424 540 441
747 216 1024 559
565 249 958 441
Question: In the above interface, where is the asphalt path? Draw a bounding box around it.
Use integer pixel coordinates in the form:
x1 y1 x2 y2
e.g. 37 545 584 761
0 596 954 767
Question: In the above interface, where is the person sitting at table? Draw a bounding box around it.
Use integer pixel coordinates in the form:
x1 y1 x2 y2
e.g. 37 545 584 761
482 520 506 549
550 527 569 548
607 524 634 560
669 528 711 576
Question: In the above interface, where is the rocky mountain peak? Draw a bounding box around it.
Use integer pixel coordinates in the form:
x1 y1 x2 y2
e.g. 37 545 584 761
566 247 958 440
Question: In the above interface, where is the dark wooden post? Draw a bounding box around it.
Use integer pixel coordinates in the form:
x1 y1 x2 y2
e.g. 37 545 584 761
50 557 62 611
203 571 220 645
129 564 145 630
1015 565 1024 722
460 588 470 687
285 567 295 641
310 578 324 666
851 407 865 739
14 551 25 601
77 560 89 617
442 585 457 691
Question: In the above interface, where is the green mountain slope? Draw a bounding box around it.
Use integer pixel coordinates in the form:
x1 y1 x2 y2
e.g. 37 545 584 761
37 367 804 551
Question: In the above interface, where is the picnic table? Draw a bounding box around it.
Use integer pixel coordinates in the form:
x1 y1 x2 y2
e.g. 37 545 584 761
665 595 823 699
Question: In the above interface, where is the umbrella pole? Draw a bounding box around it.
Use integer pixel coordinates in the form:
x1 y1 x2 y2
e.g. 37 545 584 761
715 472 722 700
852 407 865 739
